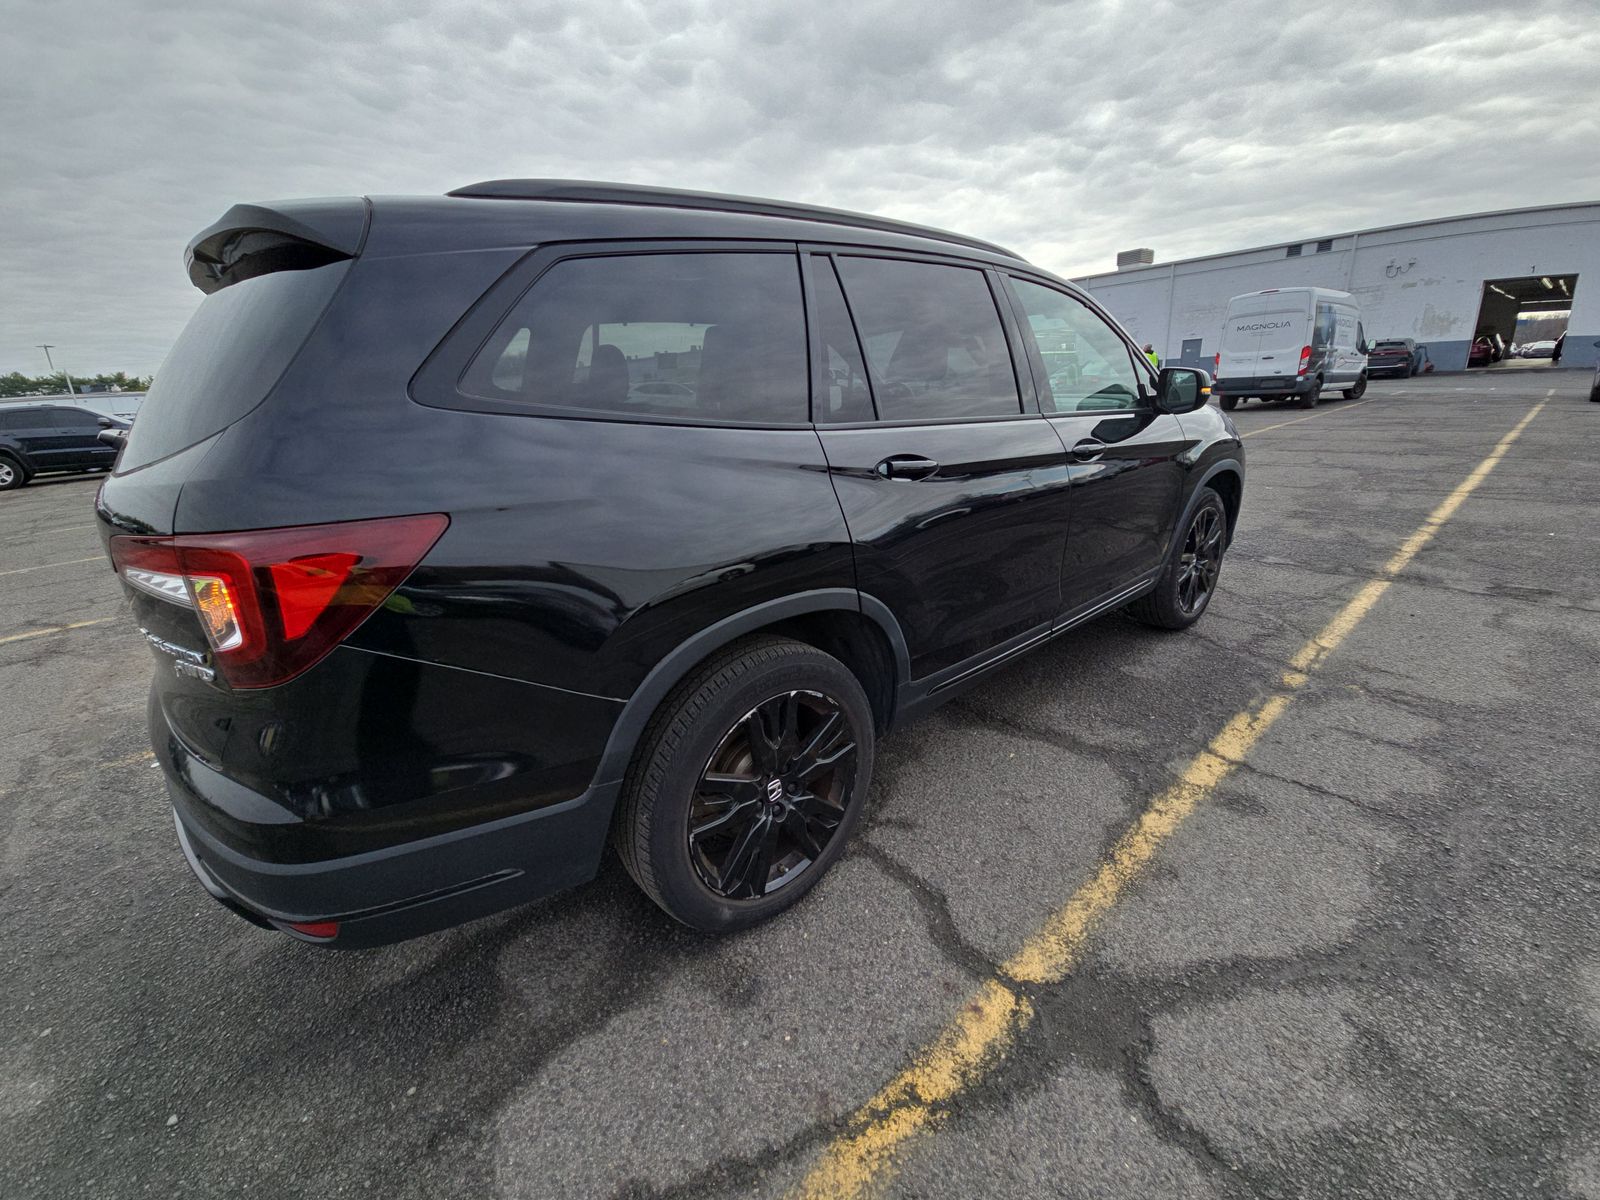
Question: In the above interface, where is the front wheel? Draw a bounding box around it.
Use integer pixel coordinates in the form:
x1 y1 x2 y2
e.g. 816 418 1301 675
1127 489 1229 631
1343 373 1368 400
614 637 875 931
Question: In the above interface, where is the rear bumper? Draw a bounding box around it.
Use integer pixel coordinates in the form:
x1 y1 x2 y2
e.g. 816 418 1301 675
164 724 622 949
1215 375 1313 396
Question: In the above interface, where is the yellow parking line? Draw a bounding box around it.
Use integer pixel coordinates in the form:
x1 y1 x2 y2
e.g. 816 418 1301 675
793 397 1547 1200
1241 394 1380 438
0 617 117 646
0 555 105 578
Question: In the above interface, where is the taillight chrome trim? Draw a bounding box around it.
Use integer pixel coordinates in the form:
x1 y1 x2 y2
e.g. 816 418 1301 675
123 567 195 607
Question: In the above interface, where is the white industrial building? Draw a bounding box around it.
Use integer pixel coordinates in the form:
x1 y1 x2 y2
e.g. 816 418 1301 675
1073 202 1600 374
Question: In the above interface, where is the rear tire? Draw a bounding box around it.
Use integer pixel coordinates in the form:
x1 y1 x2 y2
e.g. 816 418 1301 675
1342 373 1368 400
1297 381 1321 410
0 455 27 491
1220 394 1238 411
614 636 875 932
1127 489 1229 631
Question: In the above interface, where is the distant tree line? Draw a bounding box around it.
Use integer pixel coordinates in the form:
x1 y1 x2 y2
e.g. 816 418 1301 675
0 371 153 398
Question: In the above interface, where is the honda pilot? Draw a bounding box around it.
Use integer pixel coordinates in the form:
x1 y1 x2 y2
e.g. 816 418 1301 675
98 181 1245 945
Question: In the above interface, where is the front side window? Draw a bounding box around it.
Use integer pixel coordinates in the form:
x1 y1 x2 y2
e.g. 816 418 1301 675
832 257 1020 421
1007 278 1143 413
460 253 809 424
57 408 102 429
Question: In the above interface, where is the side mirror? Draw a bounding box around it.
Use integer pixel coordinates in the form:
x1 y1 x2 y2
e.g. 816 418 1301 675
96 416 113 428
1357 340 1370 355
97 428 126 449
1156 367 1211 414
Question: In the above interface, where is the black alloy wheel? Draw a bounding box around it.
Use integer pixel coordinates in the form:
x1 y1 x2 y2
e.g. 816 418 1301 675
1176 504 1224 616
1127 487 1229 631
690 690 856 899
614 636 875 931
1343 373 1368 400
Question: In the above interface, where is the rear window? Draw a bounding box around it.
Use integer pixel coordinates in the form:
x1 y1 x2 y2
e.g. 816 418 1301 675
832 257 1020 421
118 260 350 471
460 252 809 425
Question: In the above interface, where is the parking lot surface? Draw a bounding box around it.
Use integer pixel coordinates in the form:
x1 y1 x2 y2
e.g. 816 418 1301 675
3 371 1598 1199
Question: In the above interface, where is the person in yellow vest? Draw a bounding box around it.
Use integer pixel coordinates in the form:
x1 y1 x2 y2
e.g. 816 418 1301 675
1143 343 1160 369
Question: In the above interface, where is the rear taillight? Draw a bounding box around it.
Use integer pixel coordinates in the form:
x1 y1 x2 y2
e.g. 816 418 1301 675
110 514 448 688
1213 353 1220 373
1297 345 1312 375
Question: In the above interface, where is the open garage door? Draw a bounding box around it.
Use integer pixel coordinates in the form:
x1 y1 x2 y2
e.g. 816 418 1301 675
1470 275 1576 367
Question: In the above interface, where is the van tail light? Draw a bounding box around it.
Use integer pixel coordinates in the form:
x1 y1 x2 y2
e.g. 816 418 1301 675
110 514 448 689
1297 345 1313 375
1213 353 1220 373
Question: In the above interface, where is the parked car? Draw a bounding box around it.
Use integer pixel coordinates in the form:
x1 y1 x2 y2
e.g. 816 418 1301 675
1468 336 1496 367
1212 287 1369 410
1366 338 1423 378
0 403 121 490
1518 339 1556 359
1589 341 1599 402
97 180 1243 946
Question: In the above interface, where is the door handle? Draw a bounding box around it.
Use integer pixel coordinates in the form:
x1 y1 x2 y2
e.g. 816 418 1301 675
1070 439 1106 462
874 454 940 481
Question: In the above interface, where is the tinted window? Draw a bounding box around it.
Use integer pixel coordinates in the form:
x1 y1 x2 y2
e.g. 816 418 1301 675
1314 305 1338 345
0 410 36 431
809 257 874 423
461 253 808 425
833 257 1019 421
1008 278 1142 413
56 408 103 430
120 260 350 471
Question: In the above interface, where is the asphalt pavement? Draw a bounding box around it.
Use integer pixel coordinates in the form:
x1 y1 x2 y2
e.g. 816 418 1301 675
2 369 1597 1199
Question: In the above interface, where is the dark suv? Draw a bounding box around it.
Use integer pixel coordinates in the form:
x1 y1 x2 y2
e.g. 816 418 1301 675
0 403 121 489
97 181 1244 945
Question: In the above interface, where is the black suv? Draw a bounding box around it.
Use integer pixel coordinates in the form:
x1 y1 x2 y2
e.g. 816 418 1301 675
97 181 1244 945
0 403 121 489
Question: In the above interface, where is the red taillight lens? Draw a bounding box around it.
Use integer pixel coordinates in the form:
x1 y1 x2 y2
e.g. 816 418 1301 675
1213 353 1220 372
110 514 448 689
1297 345 1312 374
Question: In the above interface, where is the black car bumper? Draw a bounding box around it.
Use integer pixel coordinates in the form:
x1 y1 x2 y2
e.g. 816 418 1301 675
1214 375 1314 397
162 715 622 949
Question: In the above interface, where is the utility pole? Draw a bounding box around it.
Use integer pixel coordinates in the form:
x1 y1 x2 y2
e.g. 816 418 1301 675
37 344 77 395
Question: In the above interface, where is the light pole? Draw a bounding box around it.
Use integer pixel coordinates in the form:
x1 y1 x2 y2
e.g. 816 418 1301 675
37 344 78 395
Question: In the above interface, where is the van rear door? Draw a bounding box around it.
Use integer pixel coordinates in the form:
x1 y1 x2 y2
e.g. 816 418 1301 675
1220 297 1309 379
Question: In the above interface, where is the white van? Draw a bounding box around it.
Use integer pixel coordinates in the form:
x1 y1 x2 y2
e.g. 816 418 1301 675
1213 288 1369 411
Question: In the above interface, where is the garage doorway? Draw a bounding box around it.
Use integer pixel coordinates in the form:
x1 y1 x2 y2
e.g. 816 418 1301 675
1469 274 1577 366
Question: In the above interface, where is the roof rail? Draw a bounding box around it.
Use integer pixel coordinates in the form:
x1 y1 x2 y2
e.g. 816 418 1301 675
446 179 1023 261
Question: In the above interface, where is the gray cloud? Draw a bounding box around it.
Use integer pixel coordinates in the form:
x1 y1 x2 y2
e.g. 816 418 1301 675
3 0 1597 375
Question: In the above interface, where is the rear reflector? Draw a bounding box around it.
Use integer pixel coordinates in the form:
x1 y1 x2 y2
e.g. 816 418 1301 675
286 920 340 939
110 514 448 689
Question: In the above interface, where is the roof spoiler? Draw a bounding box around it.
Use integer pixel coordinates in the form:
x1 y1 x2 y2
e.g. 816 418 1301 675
447 179 1023 261
185 199 370 294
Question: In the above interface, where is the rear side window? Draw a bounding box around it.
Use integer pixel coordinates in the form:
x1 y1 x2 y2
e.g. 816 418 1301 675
460 253 809 425
119 260 350 471
809 257 875 423
832 257 1020 421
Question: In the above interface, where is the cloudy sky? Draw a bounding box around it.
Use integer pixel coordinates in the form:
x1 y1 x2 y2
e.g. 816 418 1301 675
3 0 1598 377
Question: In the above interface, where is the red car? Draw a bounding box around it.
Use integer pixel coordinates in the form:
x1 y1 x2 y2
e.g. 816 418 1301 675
1468 336 1496 367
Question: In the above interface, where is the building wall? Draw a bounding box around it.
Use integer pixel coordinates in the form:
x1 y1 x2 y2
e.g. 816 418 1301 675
1073 204 1600 372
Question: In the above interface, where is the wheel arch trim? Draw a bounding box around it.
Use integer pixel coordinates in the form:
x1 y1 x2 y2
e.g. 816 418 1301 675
592 589 909 787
